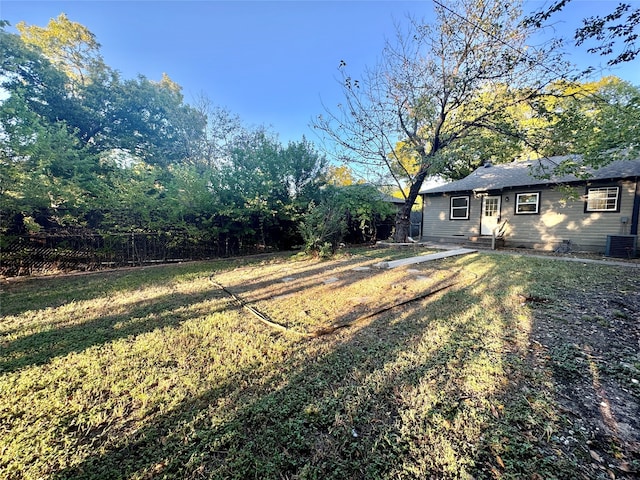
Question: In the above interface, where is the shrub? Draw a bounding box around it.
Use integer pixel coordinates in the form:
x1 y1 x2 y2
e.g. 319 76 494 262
299 184 395 256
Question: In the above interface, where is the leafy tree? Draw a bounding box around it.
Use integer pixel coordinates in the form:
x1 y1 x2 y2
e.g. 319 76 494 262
16 13 106 90
0 94 101 231
103 74 206 167
281 137 328 199
2 15 335 260
13 17 206 167
0 24 107 233
163 164 216 227
425 77 640 178
0 26 72 128
299 193 348 257
324 164 359 186
314 0 567 241
98 161 165 231
216 130 327 249
536 77 640 168
1 22 206 236
340 184 396 244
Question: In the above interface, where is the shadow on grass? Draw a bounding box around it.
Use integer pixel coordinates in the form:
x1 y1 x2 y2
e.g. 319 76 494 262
1 254 379 375
47 254 556 479
212 253 387 303
0 288 230 374
0 256 282 318
521 268 640 479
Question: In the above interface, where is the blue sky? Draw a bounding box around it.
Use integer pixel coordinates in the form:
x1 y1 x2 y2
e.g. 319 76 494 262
2 1 638 145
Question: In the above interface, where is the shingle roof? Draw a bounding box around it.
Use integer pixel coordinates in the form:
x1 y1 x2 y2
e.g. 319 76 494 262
420 156 640 195
377 192 405 204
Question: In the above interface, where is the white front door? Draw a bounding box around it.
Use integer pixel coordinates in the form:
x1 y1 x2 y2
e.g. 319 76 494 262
480 196 501 235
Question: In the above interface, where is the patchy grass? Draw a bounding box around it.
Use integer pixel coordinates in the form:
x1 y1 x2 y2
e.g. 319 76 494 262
1 249 638 479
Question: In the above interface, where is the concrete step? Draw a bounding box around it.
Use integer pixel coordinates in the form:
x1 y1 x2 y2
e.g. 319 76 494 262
466 236 504 248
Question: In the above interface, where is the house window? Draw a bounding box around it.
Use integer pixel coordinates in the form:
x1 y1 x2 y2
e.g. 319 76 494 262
585 186 619 212
450 196 469 220
515 192 540 214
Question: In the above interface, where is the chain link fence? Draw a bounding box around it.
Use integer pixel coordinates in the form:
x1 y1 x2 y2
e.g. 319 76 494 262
0 231 258 277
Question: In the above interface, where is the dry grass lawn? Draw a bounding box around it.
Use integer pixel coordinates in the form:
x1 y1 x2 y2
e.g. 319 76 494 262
1 246 638 479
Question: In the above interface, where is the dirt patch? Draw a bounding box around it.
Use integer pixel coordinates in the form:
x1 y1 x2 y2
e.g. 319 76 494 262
527 271 640 479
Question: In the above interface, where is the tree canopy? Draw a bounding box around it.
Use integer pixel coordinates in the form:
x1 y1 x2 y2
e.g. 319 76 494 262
16 13 105 91
0 18 334 255
431 77 640 180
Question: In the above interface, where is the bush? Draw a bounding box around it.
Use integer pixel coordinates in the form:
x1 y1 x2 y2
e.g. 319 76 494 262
299 198 347 256
299 185 395 256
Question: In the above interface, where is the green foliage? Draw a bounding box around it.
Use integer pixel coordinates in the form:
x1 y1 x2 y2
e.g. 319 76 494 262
299 197 348 255
299 184 395 255
0 92 100 228
565 78 639 165
340 184 396 241
102 74 207 166
16 13 105 90
527 77 640 173
429 77 640 179
431 130 524 181
0 26 71 124
0 19 327 255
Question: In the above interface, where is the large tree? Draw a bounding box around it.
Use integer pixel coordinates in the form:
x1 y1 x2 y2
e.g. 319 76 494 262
11 17 206 167
314 0 568 242
532 77 640 166
16 13 106 92
210 130 328 249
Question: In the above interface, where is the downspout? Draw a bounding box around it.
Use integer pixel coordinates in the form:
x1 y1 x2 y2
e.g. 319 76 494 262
420 193 425 240
631 177 640 235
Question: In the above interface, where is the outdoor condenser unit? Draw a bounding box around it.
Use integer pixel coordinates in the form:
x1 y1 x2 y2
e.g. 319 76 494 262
605 235 638 258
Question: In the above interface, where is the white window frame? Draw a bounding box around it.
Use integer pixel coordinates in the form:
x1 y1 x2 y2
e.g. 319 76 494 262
450 196 470 220
585 186 619 212
515 192 540 215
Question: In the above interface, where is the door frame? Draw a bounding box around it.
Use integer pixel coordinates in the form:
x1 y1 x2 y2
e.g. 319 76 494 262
480 195 502 236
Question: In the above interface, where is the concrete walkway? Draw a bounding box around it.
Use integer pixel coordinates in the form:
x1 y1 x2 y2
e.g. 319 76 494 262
374 248 477 269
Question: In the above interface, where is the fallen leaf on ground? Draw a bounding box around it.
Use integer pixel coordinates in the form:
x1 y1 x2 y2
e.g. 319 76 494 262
589 449 603 463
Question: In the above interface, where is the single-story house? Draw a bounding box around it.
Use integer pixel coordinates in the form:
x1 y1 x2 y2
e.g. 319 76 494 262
419 156 640 256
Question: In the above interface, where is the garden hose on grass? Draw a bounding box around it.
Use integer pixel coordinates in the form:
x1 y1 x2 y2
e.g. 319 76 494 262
210 277 312 338
209 268 478 338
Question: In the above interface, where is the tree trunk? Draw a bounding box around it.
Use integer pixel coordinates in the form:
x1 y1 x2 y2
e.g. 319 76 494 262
393 167 430 242
393 207 411 243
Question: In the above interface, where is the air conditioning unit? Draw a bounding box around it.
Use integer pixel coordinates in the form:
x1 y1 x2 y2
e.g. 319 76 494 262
605 235 637 258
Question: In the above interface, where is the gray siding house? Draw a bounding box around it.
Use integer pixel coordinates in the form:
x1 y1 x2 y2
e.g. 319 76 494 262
419 156 640 254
